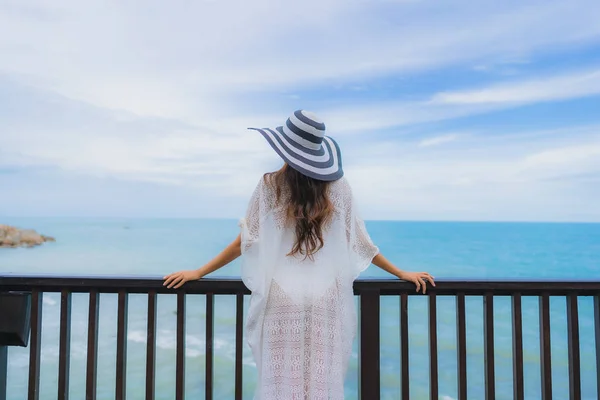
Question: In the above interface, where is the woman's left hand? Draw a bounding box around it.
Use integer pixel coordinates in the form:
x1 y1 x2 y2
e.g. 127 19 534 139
163 270 201 289
399 271 435 294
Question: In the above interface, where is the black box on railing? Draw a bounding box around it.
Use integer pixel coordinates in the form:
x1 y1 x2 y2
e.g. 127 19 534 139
0 292 31 347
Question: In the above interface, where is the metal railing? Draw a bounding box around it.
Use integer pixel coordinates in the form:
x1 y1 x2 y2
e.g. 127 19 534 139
1 275 599 400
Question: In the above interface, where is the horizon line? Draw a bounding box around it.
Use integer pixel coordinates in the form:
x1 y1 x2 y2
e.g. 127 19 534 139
2 216 599 224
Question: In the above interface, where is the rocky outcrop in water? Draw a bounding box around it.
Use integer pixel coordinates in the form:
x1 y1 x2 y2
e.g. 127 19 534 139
0 225 55 248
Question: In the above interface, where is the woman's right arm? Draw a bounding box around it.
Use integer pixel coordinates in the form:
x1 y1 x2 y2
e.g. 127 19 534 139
340 178 435 293
163 234 242 289
372 253 435 293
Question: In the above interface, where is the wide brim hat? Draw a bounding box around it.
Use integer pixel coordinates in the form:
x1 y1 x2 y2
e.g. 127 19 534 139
248 110 343 181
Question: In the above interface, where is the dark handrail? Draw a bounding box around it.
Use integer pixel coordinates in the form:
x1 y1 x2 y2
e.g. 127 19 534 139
2 274 600 295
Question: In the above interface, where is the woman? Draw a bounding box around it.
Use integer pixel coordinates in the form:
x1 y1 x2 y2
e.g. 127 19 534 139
164 110 435 399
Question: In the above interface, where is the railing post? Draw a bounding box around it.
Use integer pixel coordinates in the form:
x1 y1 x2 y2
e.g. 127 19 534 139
0 291 33 400
511 294 524 400
594 295 600 400
400 293 409 400
429 294 439 400
58 290 72 400
115 291 128 400
456 293 467 400
146 291 157 400
176 292 186 400
28 290 42 400
360 288 380 400
484 293 495 400
86 290 100 400
205 293 214 400
566 295 581 400
539 294 552 399
235 293 244 400
0 345 6 400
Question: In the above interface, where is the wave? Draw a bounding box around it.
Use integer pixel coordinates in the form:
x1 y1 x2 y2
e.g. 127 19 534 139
42 297 57 306
127 329 248 362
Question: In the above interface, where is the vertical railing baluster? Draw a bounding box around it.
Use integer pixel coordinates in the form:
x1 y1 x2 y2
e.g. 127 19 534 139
456 293 467 400
176 292 186 400
0 344 7 400
511 294 524 400
360 288 380 400
28 289 43 400
400 293 409 400
58 290 72 400
566 295 581 400
595 296 600 400
205 293 214 400
146 291 157 400
86 290 99 400
235 293 244 400
116 290 128 400
429 294 439 400
539 294 552 399
484 293 495 400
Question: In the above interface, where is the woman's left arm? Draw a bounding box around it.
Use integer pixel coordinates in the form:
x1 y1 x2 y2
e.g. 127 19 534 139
163 234 242 289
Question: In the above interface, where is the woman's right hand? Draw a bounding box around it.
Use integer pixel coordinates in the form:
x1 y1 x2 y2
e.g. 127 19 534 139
398 271 435 294
371 253 435 294
163 270 201 289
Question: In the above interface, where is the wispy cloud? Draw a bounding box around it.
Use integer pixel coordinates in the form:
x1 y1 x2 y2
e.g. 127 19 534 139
319 66 600 133
1 0 599 121
345 125 600 221
418 134 462 147
432 69 600 105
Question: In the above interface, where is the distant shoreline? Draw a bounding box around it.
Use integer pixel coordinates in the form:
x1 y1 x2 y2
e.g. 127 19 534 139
0 224 55 248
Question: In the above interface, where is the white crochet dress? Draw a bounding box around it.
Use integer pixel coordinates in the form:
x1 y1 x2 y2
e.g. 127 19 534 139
239 175 379 400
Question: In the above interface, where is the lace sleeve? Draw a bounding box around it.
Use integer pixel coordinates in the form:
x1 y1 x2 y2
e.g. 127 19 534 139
239 177 263 253
350 214 379 269
338 179 379 277
239 176 281 293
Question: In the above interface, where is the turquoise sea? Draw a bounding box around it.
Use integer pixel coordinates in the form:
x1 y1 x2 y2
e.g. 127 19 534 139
1 218 599 399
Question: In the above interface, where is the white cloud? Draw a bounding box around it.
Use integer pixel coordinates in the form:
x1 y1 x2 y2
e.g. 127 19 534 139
1 124 274 192
0 81 278 196
418 134 461 147
314 66 600 134
0 0 599 121
433 69 600 105
344 125 600 221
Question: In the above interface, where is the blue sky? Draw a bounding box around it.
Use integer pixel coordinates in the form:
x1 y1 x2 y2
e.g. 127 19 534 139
1 0 599 221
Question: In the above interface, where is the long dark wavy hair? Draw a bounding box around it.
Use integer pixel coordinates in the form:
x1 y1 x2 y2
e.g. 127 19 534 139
267 164 333 260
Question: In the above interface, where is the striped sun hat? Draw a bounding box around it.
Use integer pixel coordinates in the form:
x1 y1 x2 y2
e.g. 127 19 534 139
249 110 343 181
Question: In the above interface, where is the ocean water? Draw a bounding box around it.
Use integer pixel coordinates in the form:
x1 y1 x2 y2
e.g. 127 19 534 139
1 218 599 399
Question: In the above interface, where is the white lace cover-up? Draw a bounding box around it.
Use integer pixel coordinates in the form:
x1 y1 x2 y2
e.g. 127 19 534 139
239 175 379 400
